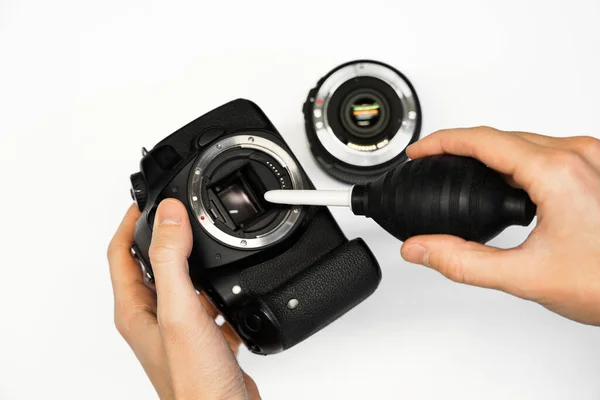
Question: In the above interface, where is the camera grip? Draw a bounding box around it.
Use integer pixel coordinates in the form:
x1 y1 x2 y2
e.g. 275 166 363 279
239 238 381 352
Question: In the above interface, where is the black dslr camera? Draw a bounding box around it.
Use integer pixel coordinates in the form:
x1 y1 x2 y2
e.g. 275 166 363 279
129 99 381 355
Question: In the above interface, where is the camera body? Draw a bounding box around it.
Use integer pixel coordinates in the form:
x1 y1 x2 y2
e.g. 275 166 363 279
129 99 381 355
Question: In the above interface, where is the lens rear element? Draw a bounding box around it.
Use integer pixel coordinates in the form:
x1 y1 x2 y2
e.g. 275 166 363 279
352 101 380 127
340 88 390 141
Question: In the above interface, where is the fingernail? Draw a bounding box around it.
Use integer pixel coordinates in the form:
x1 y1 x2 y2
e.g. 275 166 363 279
159 200 182 225
402 244 429 267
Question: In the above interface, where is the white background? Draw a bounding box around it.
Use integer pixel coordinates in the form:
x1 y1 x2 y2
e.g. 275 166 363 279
1 1 599 399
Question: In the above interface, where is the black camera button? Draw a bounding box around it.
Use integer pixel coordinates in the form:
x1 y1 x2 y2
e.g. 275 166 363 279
244 313 262 332
130 172 148 211
197 126 226 147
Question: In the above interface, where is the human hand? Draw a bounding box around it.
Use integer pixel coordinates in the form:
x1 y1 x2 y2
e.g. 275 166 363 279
108 199 261 399
401 127 600 325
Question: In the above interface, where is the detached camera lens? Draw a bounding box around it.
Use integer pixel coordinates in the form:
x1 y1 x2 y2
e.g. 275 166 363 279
303 60 422 184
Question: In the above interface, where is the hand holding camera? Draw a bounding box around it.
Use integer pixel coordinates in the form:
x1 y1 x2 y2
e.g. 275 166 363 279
108 202 261 399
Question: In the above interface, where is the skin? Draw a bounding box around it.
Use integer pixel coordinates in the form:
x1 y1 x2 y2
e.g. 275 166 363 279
402 127 600 325
108 127 600 399
107 200 261 400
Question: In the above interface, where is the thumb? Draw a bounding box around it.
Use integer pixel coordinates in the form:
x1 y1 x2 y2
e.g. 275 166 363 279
149 199 244 397
401 235 527 293
149 198 199 314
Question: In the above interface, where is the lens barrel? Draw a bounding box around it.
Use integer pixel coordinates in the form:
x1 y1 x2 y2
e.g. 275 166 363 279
303 60 422 184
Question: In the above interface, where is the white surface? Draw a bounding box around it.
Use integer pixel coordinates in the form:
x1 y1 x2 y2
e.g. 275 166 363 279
265 190 352 207
1 1 599 399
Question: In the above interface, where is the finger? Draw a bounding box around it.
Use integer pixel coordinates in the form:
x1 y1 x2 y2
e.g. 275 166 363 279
508 131 600 172
107 204 158 340
401 235 533 298
149 199 245 399
198 292 219 320
501 173 522 189
198 293 243 351
220 321 243 354
198 292 242 352
242 371 262 400
108 205 171 398
405 127 549 191
108 204 144 294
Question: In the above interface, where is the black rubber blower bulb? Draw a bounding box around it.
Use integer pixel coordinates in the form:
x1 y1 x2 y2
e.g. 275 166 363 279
351 155 537 243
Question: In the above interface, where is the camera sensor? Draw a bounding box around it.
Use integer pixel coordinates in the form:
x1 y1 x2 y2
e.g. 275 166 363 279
304 60 422 184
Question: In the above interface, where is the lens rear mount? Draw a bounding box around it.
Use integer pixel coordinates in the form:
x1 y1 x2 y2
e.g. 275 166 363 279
304 60 422 184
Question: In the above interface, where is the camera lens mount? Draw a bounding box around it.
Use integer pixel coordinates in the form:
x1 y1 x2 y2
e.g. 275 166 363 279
304 60 422 184
189 135 305 250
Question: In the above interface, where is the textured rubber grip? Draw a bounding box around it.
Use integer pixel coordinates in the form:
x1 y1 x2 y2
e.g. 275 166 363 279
250 238 381 351
355 155 537 243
